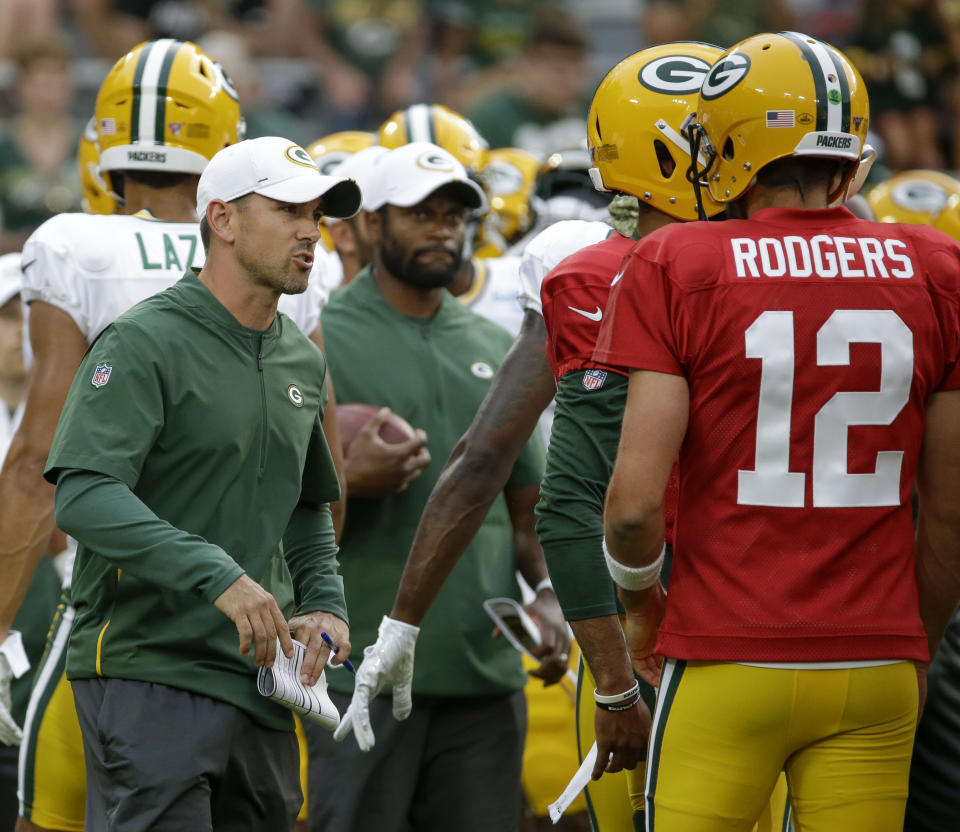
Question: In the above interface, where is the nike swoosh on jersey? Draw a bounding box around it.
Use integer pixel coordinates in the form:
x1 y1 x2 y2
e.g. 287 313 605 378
611 268 625 286
568 305 603 322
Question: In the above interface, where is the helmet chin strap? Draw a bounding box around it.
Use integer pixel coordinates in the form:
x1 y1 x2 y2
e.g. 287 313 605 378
683 119 711 222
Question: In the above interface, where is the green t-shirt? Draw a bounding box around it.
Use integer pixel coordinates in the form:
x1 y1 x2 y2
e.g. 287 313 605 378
44 272 344 730
321 268 545 697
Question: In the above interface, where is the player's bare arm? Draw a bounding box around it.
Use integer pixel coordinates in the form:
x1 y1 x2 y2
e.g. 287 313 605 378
571 614 652 779
504 482 570 685
914 387 960 701
604 370 687 669
0 302 87 638
390 309 556 625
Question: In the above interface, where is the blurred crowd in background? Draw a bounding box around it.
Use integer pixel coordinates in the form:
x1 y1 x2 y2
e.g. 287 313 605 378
0 0 959 251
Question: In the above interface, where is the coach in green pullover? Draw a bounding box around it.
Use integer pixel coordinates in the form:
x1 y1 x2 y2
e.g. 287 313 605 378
42 137 361 831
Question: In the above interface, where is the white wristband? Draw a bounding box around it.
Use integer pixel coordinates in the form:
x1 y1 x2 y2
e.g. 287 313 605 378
603 539 665 591
594 679 640 705
534 577 554 594
0 631 30 678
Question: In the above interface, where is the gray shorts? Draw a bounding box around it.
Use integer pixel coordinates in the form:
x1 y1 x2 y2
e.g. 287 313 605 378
72 677 300 832
305 689 526 832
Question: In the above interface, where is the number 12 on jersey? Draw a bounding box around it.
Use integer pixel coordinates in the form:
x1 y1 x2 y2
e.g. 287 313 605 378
738 309 913 508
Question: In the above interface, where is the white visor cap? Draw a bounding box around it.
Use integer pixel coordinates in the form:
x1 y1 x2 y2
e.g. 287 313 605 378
197 136 362 221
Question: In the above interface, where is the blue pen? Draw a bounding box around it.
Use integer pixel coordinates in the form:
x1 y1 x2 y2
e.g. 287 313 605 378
320 631 355 673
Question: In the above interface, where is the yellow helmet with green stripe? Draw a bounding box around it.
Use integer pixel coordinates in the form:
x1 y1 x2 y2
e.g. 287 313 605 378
95 39 245 191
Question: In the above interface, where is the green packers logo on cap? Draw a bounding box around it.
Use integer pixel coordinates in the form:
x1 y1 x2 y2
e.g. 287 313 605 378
285 145 319 169
417 151 456 173
288 384 304 406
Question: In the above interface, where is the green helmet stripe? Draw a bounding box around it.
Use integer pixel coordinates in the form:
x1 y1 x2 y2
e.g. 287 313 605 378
154 41 182 144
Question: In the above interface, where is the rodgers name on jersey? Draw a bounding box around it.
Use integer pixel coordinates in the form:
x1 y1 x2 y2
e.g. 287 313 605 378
730 234 914 279
21 212 329 345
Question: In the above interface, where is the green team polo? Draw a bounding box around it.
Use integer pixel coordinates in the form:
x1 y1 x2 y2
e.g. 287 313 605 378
44 272 345 731
321 267 546 697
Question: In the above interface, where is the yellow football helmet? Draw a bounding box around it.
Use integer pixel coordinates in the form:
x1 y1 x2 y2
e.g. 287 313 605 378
306 131 377 176
95 39 245 191
378 104 489 177
693 32 869 205
78 117 118 215
483 147 540 244
866 170 960 225
934 193 960 241
588 42 724 220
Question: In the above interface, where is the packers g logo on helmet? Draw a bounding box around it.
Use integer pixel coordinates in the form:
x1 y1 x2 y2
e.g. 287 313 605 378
867 170 960 225
639 55 712 94
700 53 751 100
587 42 725 221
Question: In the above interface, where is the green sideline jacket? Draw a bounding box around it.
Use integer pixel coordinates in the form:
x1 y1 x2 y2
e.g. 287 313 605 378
45 272 345 730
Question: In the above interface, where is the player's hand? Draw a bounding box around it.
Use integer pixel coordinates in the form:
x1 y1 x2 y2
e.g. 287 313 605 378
621 581 667 688
0 664 22 746
0 632 29 746
345 409 430 497
288 612 351 687
213 575 294 668
333 615 419 751
524 589 572 686
592 699 652 780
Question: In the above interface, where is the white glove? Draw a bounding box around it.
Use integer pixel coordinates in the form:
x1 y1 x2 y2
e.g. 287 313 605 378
333 615 419 752
0 631 30 746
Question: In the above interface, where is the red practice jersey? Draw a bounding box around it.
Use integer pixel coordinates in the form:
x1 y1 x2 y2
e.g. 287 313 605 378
540 229 635 381
595 206 960 663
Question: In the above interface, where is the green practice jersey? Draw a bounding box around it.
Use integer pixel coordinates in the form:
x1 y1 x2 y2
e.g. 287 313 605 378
45 272 344 730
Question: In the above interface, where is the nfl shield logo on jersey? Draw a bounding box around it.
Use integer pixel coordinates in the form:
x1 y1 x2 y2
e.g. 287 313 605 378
582 369 607 391
91 363 112 388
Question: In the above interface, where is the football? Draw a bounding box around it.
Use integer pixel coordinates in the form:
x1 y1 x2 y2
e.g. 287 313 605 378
337 403 417 453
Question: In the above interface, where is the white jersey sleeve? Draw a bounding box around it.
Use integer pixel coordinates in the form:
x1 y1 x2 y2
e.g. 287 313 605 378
21 213 203 343
516 220 613 316
461 256 524 337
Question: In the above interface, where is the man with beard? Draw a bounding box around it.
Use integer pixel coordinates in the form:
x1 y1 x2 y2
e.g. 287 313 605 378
307 142 565 832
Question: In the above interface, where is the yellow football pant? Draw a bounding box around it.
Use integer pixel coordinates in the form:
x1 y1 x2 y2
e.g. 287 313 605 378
577 655 792 832
646 660 917 832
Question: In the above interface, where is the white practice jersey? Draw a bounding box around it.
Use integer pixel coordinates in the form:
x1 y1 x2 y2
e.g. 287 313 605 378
460 255 524 337
21 212 330 346
517 220 612 317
